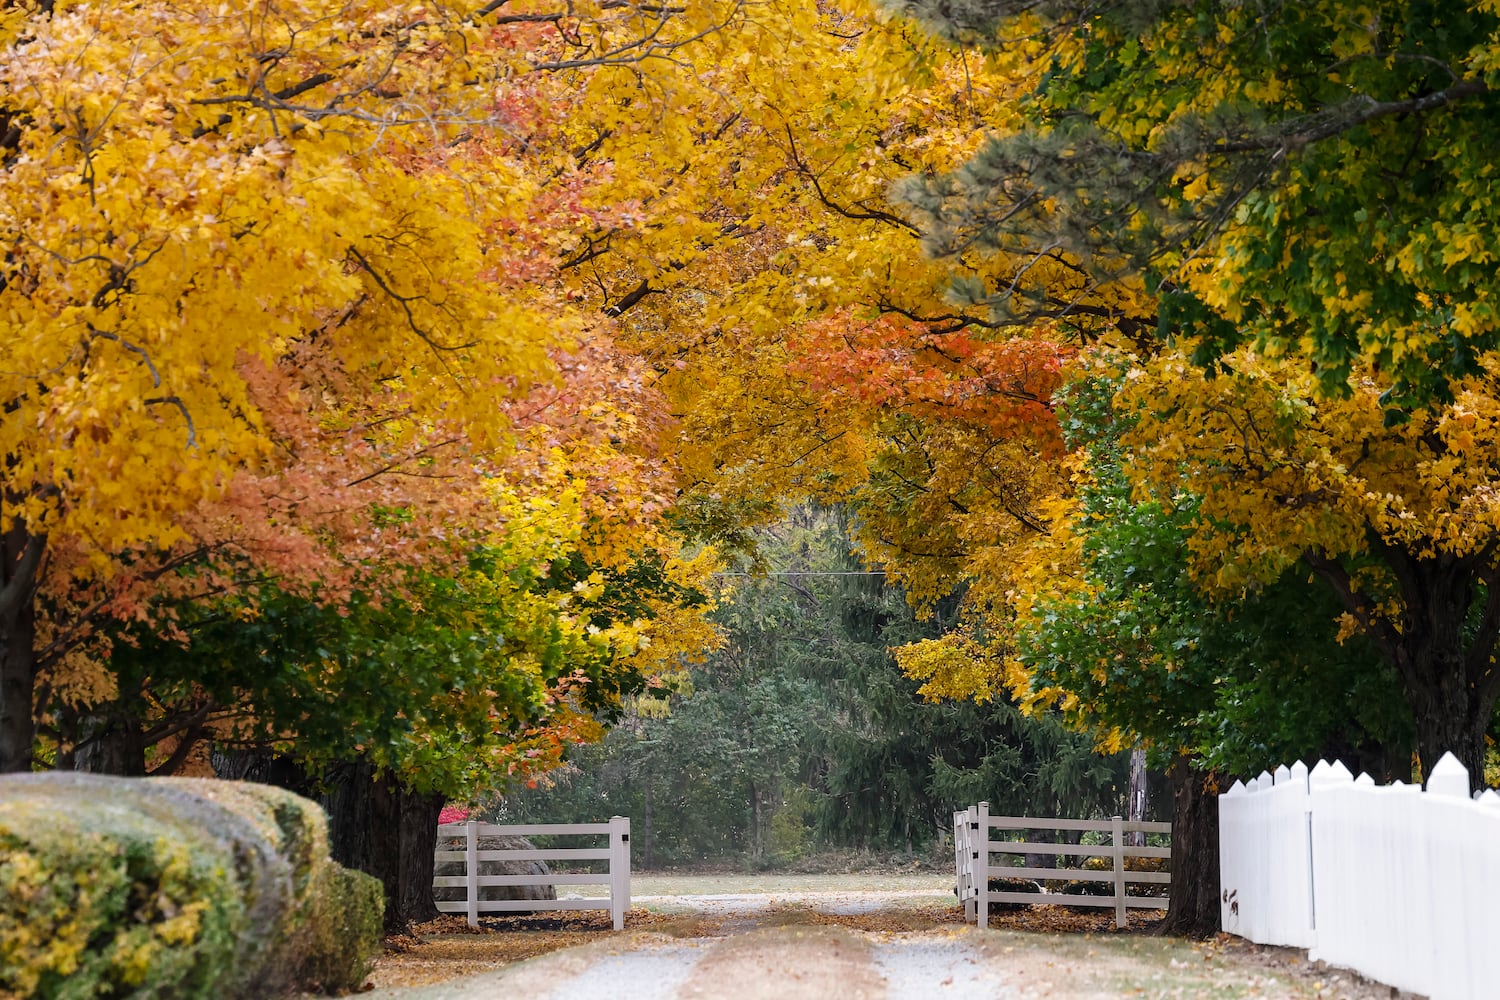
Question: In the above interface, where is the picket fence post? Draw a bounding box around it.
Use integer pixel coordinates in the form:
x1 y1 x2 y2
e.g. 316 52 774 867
952 809 968 923
972 803 984 923
609 815 631 931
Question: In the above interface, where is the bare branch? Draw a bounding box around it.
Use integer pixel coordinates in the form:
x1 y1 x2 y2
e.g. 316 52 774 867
88 329 161 387
345 437 463 488
347 245 478 352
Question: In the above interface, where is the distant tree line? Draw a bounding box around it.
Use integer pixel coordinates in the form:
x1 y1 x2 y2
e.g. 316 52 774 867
496 508 1138 866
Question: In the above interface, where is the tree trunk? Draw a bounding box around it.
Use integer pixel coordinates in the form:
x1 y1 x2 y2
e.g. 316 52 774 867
315 762 442 932
1312 546 1499 795
212 746 312 788
1400 645 1492 793
74 710 147 776
0 523 43 774
396 786 443 929
1023 828 1055 873
0 594 37 773
213 750 442 933
749 783 764 862
1157 755 1220 938
1127 746 1149 848
317 760 406 932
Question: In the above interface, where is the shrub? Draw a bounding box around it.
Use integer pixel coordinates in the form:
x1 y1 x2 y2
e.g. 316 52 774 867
297 866 384 993
983 876 1043 912
0 773 381 998
437 805 471 824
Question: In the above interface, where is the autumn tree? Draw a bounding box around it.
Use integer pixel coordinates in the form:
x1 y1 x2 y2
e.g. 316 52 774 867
1116 350 1500 792
857 0 1500 806
188 488 713 930
502 506 1130 864
0 0 537 770
922 365 1411 932
508 0 1159 615
0 0 737 774
884 0 1500 402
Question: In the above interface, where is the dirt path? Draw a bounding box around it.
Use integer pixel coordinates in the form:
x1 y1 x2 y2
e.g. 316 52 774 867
361 881 1405 999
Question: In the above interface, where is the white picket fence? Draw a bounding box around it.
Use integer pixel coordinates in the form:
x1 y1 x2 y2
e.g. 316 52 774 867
433 817 631 930
953 802 1171 928
1219 753 1500 1000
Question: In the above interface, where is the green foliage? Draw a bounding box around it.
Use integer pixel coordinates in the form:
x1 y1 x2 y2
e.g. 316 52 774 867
102 533 698 797
886 0 1500 408
0 774 379 998
1015 372 1413 777
500 507 1131 863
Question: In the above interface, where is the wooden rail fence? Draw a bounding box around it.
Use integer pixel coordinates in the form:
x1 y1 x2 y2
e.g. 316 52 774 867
954 802 1171 928
433 817 631 930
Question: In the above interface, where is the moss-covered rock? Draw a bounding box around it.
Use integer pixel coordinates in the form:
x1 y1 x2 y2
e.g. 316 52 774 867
0 773 382 998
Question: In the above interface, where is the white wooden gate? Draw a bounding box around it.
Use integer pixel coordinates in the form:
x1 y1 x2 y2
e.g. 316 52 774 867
954 802 1171 928
434 817 631 930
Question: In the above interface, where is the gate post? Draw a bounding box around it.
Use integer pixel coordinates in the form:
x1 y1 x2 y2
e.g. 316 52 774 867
1111 814 1127 928
465 820 479 929
609 815 631 931
976 801 990 929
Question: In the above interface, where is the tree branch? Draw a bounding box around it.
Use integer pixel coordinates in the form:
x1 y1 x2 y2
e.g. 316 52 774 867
1302 547 1402 661
0 530 45 619
783 125 922 236
1213 80 1488 156
347 245 478 352
603 278 662 317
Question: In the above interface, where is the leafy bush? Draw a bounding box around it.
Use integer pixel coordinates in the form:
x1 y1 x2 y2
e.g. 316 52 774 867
1043 855 1171 911
984 876 1043 912
0 773 380 998
297 865 384 993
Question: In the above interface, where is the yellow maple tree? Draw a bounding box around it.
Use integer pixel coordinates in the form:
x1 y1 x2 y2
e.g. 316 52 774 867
0 0 730 771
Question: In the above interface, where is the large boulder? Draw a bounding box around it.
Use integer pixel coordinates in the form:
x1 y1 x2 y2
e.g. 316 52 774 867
433 834 559 910
0 773 382 998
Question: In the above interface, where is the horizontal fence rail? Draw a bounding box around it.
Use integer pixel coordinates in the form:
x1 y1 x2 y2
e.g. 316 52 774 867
954 802 1171 928
1219 753 1500 1000
433 817 631 930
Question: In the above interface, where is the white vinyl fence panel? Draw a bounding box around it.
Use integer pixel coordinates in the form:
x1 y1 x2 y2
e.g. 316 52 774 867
952 803 1171 929
1219 752 1500 1000
433 817 631 930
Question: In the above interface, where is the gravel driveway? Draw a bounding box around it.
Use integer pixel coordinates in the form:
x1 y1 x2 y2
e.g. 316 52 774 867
359 886 1401 1000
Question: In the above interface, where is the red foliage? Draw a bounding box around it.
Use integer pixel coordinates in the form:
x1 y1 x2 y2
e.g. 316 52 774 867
787 309 1072 454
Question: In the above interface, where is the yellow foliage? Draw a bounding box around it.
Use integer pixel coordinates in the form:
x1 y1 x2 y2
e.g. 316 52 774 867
894 634 1001 703
1 2 557 583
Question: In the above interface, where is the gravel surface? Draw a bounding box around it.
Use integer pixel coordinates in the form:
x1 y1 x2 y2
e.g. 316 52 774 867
873 937 1012 998
539 941 705 1000
634 889 950 916
364 886 1411 999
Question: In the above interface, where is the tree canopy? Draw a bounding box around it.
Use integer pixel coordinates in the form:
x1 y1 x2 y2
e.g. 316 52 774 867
9 0 1500 943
